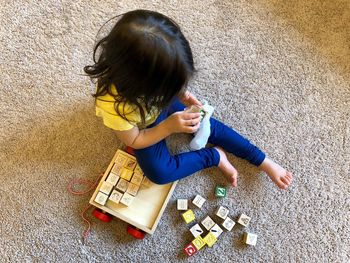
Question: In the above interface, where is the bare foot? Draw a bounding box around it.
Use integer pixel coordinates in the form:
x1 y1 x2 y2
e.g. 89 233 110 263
259 158 293 189
214 147 238 187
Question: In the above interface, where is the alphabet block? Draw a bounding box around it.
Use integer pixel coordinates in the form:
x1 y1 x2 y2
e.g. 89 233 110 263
192 194 206 208
99 181 114 195
94 192 108 206
192 235 206 250
182 209 196 224
106 172 119 186
222 217 235 231
215 186 226 197
177 199 188 210
116 178 129 192
120 192 135 206
216 206 229 220
201 216 215 231
190 223 204 238
238 214 251 227
130 172 143 186
203 232 217 247
209 224 223 238
243 232 258 246
184 243 197 257
120 167 133 181
126 182 139 196
109 190 123 204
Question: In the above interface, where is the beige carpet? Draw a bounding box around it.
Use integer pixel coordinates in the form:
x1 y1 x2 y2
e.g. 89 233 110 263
1 0 349 262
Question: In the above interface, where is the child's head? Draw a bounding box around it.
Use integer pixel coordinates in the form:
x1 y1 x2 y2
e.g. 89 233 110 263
85 9 195 120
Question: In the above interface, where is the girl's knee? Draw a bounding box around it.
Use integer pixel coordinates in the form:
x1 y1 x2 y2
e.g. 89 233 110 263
140 162 171 185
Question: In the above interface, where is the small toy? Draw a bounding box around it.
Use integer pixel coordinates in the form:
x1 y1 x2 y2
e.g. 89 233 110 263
216 206 229 220
192 235 206 250
134 164 143 174
115 154 128 166
120 167 133 181
125 159 137 170
215 186 227 197
182 209 196 224
99 181 114 195
177 199 188 210
243 232 258 246
120 192 135 206
238 214 251 227
222 217 235 231
184 243 197 256
116 178 129 192
130 172 143 186
109 190 123 204
203 232 217 247
141 176 154 187
94 192 108 206
201 216 215 231
111 164 122 175
126 182 139 196
189 223 204 238
192 194 206 208
209 224 223 238
106 172 120 186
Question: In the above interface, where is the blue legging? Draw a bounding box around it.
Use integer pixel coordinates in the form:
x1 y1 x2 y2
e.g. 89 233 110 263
134 99 265 184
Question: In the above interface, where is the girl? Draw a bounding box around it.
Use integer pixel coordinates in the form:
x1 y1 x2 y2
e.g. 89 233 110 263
84 9 293 189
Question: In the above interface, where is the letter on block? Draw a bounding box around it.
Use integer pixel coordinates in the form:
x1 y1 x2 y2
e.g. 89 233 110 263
209 224 223 238
215 186 226 197
190 223 204 238
99 181 114 195
126 182 139 196
192 194 206 208
109 190 123 204
203 232 217 247
243 232 258 246
177 199 188 210
222 217 235 231
94 192 108 206
130 172 143 186
116 178 129 192
192 236 206 250
120 168 133 181
106 172 119 186
201 216 215 231
120 192 134 206
216 206 229 220
182 210 196 224
238 214 251 227
184 243 197 257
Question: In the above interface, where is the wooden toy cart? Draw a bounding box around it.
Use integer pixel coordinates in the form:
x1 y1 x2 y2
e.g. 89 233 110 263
89 147 177 239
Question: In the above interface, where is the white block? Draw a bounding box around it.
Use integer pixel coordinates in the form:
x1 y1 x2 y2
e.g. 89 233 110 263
177 199 188 210
216 206 229 220
222 217 235 231
94 192 108 206
120 192 135 206
210 224 223 238
130 172 144 186
111 164 122 175
109 190 123 204
192 195 206 208
201 216 215 231
238 214 251 227
243 232 258 246
99 181 114 195
116 178 129 192
126 182 139 196
106 172 120 186
190 223 204 238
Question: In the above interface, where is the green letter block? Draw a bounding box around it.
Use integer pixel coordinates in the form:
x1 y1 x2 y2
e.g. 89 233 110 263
215 186 226 197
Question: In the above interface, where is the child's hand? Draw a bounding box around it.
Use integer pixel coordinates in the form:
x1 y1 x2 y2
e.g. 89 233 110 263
164 111 201 134
179 91 202 107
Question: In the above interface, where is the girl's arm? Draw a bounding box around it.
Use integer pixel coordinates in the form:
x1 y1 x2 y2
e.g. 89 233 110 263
115 111 201 149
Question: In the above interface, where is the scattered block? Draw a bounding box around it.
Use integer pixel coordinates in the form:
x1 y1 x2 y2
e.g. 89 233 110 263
106 172 120 186
190 223 204 238
209 224 223 238
222 217 235 231
130 172 143 186
192 194 206 208
111 164 122 175
215 186 226 197
114 153 128 166
182 209 196 224
120 167 133 181
201 216 215 231
141 176 154 187
99 181 114 195
177 199 188 210
184 243 197 257
116 178 129 192
120 192 135 206
203 232 217 247
109 190 123 204
216 206 229 220
192 235 206 250
243 232 258 246
94 192 108 206
125 158 137 170
238 214 251 227
126 182 139 196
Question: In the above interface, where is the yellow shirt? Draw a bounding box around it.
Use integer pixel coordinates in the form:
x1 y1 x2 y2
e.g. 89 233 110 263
95 85 160 131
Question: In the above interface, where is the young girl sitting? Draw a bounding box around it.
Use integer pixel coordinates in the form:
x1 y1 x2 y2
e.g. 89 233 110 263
84 9 293 189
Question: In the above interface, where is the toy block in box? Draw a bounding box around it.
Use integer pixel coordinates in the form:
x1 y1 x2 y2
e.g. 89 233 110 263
125 158 137 170
222 217 235 231
190 223 204 238
99 181 114 195
114 153 128 166
215 186 226 197
130 172 143 186
116 178 129 192
177 199 188 210
243 232 258 246
109 190 123 204
201 216 215 231
238 213 251 227
203 232 217 247
94 192 108 206
182 209 196 224
126 182 139 196
216 206 229 220
184 243 197 257
111 164 122 175
192 194 206 208
120 192 135 206
192 235 206 250
134 164 143 175
141 176 154 187
209 224 223 238
120 167 133 181
106 172 119 186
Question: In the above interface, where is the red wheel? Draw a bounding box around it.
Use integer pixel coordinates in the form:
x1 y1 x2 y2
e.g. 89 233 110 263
125 146 135 156
127 225 145 239
92 208 112 223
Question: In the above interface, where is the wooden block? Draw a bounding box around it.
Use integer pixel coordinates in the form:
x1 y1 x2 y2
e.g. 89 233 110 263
99 181 114 195
130 172 143 186
201 216 215 231
184 243 197 257
109 190 123 204
222 217 235 231
126 182 139 196
215 186 226 197
192 235 206 250
125 158 137 170
190 223 204 238
120 192 135 206
111 164 122 175
116 178 129 192
120 167 133 181
94 192 108 206
177 199 188 210
182 209 196 224
141 176 154 187
106 172 120 186
114 153 128 166
134 164 143 175
243 232 258 246
238 214 251 227
203 232 217 247
209 224 223 238
192 194 206 208
216 206 229 220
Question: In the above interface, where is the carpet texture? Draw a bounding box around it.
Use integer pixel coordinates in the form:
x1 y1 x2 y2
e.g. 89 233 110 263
1 0 349 262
